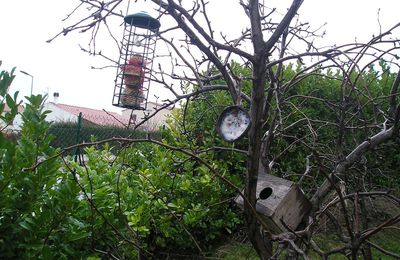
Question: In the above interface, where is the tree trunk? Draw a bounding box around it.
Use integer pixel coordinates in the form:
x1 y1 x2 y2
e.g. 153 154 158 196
359 186 372 260
244 41 271 259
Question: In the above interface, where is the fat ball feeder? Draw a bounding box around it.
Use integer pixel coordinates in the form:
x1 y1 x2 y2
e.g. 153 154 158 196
113 12 160 110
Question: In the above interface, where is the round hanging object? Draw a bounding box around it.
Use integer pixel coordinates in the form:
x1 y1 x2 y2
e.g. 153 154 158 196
124 12 161 31
216 106 251 142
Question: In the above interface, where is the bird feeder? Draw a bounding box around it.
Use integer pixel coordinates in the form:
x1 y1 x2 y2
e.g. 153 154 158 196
113 12 160 110
235 173 311 234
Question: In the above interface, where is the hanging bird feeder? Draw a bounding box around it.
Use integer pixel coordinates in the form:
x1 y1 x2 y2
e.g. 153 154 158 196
113 12 161 110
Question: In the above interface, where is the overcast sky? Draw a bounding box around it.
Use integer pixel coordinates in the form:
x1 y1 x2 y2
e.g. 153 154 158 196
1 0 399 113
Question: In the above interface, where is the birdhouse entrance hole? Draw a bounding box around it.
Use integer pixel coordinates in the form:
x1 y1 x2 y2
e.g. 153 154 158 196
259 187 273 200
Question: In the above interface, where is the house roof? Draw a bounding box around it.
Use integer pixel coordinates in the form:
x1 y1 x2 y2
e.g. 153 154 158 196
122 101 174 113
50 102 131 127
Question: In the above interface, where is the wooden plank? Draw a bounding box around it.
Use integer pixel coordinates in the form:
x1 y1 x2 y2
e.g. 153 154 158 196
272 185 311 231
235 173 311 234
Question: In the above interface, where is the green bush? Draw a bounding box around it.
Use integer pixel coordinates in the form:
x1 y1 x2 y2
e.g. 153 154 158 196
0 93 86 259
72 142 242 254
0 67 131 259
1 64 244 258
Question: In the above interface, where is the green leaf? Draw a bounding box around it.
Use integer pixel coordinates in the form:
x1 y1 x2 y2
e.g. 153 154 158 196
0 102 4 115
5 93 15 110
19 220 32 231
67 231 90 242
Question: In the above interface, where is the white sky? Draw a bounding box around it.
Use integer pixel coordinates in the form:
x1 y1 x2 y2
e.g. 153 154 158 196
1 0 399 113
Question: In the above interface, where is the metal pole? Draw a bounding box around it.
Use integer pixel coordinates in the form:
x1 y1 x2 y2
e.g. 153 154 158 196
20 70 34 95
74 112 83 162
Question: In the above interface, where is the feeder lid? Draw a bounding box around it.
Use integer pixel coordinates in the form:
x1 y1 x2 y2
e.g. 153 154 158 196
124 12 161 31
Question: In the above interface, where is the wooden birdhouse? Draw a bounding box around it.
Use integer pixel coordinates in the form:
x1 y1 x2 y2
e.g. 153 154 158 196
235 173 311 234
113 12 160 110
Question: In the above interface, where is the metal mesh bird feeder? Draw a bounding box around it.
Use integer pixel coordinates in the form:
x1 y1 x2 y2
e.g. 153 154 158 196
113 12 160 110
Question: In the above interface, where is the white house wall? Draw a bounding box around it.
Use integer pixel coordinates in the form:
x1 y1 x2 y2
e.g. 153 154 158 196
11 114 23 130
44 103 78 123
122 102 172 131
0 113 23 132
